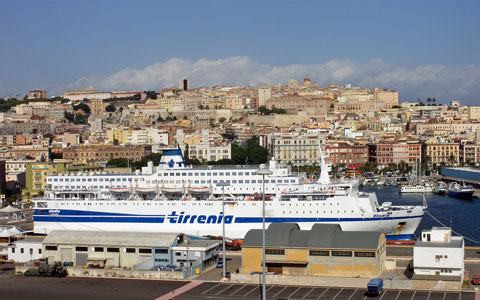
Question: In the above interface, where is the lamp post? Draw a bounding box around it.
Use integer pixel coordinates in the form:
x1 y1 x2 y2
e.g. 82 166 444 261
254 168 273 300
216 181 230 280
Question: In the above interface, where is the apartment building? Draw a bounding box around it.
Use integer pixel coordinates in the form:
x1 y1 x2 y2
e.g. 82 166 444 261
272 133 325 167
63 145 152 164
422 142 460 166
25 162 67 194
324 142 369 168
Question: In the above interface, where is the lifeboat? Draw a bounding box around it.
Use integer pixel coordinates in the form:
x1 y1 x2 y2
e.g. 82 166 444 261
161 186 184 193
109 187 130 193
187 186 211 193
135 187 157 193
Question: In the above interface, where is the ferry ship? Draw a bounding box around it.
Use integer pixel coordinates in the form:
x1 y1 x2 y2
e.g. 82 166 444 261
33 148 427 240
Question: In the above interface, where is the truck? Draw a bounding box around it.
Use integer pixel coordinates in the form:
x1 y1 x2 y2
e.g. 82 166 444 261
367 278 383 296
204 236 243 250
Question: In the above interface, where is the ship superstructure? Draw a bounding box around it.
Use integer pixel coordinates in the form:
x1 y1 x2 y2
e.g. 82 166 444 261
33 148 426 239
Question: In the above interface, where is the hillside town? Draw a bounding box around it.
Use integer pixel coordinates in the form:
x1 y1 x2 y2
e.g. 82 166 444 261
0 76 478 202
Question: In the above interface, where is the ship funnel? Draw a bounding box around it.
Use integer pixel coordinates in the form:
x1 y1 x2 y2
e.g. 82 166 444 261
318 143 331 185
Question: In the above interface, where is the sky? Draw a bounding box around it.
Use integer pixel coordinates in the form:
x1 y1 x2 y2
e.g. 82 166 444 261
0 0 479 104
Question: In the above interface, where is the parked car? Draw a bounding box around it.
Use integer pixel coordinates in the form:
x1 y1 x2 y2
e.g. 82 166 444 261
216 259 223 268
472 275 480 285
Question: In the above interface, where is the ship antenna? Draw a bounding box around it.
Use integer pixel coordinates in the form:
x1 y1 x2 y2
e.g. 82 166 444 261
318 143 330 185
422 192 428 208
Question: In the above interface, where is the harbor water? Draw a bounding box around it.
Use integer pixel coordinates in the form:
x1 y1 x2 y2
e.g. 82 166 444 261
360 185 480 246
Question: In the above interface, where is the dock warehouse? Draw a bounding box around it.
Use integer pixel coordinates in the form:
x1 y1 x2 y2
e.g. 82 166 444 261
241 223 386 278
42 230 220 270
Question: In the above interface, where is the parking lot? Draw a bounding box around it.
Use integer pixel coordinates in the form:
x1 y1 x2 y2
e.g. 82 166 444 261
176 282 477 300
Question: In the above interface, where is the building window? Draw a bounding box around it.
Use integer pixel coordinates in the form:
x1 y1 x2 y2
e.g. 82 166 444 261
155 249 169 254
20 248 24 253
309 250 329 256
265 249 285 255
125 248 136 253
155 258 169 262
75 247 88 252
107 248 120 253
38 249 42 254
175 252 182 256
94 247 104 252
45 245 57 251
139 248 151 254
354 251 375 258
332 251 352 257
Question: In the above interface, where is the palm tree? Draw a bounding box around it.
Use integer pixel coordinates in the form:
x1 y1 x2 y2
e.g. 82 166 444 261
426 98 432 106
432 98 437 106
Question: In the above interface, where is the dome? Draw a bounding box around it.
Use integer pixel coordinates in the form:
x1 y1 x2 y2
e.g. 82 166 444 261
303 75 311 85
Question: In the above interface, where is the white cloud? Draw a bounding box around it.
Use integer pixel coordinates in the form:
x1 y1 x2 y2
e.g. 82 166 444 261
64 57 480 104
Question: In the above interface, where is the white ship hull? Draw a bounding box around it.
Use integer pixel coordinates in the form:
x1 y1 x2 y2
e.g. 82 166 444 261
33 148 426 240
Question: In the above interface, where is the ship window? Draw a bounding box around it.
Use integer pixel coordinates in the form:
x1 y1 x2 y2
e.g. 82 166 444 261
226 172 230 176
116 178 121 182
258 180 262 183
239 172 243 175
59 178 63 182
232 172 237 175
239 180 243 183
170 173 174 176
195 180 199 184
213 173 218 176
82 178 86 182
213 180 218 184
76 178 80 182
182 173 186 176
245 172 250 175
271 180 276 183
265 180 269 183
245 180 250 183
99 178 103 182
64 178 69 182
232 180 237 184
291 180 295 183
251 180 256 183
200 172 205 176
219 172 224 176
188 173 193 176
207 172 211 176
201 180 205 184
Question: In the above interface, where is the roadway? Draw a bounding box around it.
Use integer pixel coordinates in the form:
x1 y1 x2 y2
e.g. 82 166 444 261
0 263 476 300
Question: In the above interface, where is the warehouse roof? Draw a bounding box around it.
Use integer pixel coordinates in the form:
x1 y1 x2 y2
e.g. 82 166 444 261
243 223 383 250
43 230 182 248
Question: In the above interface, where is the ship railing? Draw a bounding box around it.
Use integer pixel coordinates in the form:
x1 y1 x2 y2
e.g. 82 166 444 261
188 164 261 170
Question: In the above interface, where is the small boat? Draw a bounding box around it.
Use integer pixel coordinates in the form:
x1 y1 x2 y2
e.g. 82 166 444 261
400 184 433 193
433 181 447 195
447 182 475 199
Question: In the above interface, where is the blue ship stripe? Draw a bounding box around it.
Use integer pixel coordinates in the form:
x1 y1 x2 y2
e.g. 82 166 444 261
34 214 423 223
234 215 423 223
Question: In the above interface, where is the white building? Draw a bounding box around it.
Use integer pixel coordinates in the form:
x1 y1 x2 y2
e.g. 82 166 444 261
8 238 44 263
272 133 326 167
413 227 464 280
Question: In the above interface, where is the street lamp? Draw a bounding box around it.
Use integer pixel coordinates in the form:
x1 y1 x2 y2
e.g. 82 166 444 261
254 168 273 300
216 180 230 280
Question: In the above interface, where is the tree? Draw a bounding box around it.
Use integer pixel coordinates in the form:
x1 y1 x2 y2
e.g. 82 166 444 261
231 143 247 164
246 137 268 164
113 139 119 145
219 117 226 123
145 90 157 99
258 106 271 115
73 103 91 115
74 113 88 124
106 158 128 167
105 104 116 112
64 111 75 123
271 106 287 114
426 98 432 106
